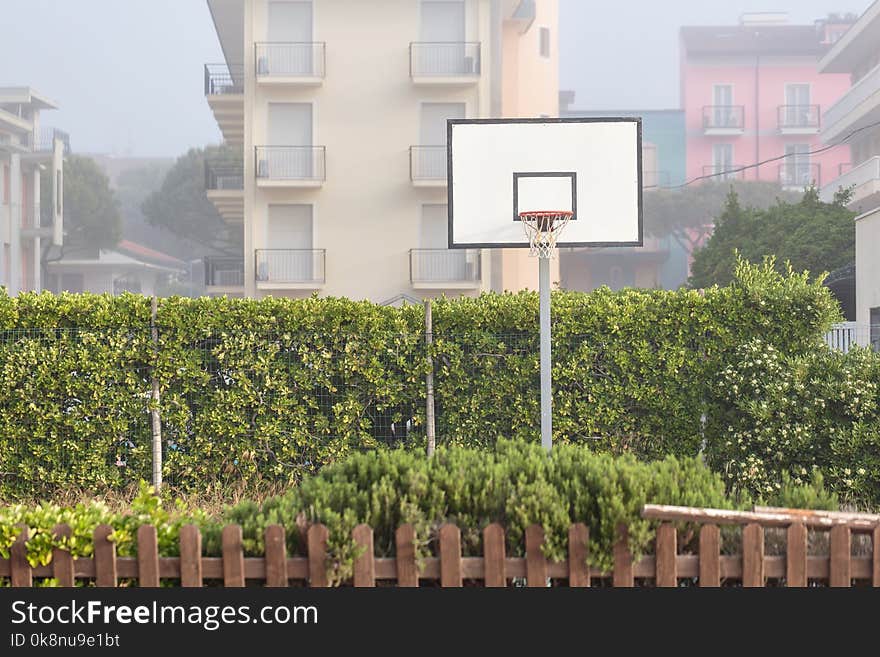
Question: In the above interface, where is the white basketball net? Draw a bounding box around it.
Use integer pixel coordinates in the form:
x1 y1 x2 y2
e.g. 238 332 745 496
520 211 573 259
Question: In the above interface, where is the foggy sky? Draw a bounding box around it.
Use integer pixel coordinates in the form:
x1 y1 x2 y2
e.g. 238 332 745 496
0 0 872 157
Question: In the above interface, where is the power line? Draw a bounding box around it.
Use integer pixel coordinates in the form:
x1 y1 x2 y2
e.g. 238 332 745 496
643 116 880 191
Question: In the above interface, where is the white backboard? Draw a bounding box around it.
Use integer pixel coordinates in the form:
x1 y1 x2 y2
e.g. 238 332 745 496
448 118 643 248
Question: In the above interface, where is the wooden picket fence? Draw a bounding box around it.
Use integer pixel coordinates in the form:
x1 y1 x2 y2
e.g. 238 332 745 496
2 505 879 587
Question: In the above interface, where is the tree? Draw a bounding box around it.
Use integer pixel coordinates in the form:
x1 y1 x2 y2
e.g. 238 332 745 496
644 180 800 252
42 155 122 265
141 145 242 255
688 187 856 288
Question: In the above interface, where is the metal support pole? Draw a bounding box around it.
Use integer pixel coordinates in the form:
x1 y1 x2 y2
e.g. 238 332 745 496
150 296 163 490
539 256 552 452
425 299 436 457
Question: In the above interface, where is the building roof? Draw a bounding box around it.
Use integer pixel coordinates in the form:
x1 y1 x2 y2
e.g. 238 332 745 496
0 87 59 110
680 25 830 57
115 240 187 268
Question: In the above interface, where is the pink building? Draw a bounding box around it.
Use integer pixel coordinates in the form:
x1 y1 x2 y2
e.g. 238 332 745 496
681 13 853 190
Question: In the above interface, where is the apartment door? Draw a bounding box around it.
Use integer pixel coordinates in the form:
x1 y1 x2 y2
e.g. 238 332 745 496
784 84 812 127
712 143 734 179
420 204 465 281
713 84 734 127
266 1 313 75
266 102 313 179
419 102 465 178
420 1 467 74
783 143 812 186
263 204 314 281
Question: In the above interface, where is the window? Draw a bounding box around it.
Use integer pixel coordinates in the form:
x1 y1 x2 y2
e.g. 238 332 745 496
784 84 812 127
783 144 811 187
712 84 735 127
539 27 551 58
712 143 734 178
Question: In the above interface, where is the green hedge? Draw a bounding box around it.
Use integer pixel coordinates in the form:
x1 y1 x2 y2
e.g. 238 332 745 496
0 441 837 584
0 258 857 499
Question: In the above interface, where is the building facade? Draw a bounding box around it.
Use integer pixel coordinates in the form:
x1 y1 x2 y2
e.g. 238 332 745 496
203 0 560 303
816 2 880 341
681 13 852 191
818 1 880 214
0 87 65 294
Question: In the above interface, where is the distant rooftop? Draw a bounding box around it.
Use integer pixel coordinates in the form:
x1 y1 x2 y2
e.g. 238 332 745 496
0 87 59 110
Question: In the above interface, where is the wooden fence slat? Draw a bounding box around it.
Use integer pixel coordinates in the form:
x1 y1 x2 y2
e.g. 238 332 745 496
137 525 160 588
264 525 288 588
483 523 506 587
93 524 117 588
395 524 418 587
308 524 329 588
179 524 202 587
52 524 74 588
525 524 547 587
786 522 807 588
613 523 633 588
655 523 677 587
352 524 375 587
439 524 462 587
222 525 245 587
11 525 32 588
742 523 764 588
568 524 590 588
874 526 880 588
829 525 851 588
698 524 720 587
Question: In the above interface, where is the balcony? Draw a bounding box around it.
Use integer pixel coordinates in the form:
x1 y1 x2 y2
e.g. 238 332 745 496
820 156 880 208
204 256 245 289
204 64 244 145
31 127 70 155
777 105 821 134
410 249 481 289
410 146 447 186
205 160 244 223
254 43 325 85
255 249 325 289
778 163 821 190
702 164 746 181
410 43 481 84
821 62 880 142
702 106 745 135
255 146 325 187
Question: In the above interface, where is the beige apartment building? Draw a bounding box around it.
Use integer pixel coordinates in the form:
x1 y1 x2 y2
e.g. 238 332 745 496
203 0 559 302
817 1 880 345
0 87 65 294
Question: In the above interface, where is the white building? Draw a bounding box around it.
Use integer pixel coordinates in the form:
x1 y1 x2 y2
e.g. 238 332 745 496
818 2 880 343
45 240 186 296
203 0 560 302
0 87 65 294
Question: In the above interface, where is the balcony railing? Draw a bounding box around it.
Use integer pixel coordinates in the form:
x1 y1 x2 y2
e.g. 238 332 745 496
778 162 820 189
702 105 745 131
204 63 244 95
31 127 70 154
410 146 447 182
255 146 326 182
410 249 481 285
255 249 325 285
410 42 481 78
822 61 880 138
204 257 245 287
777 105 821 131
820 156 880 202
255 42 326 79
702 164 746 181
205 161 244 191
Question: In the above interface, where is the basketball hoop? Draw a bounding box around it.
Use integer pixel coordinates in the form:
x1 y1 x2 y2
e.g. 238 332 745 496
519 210 574 259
